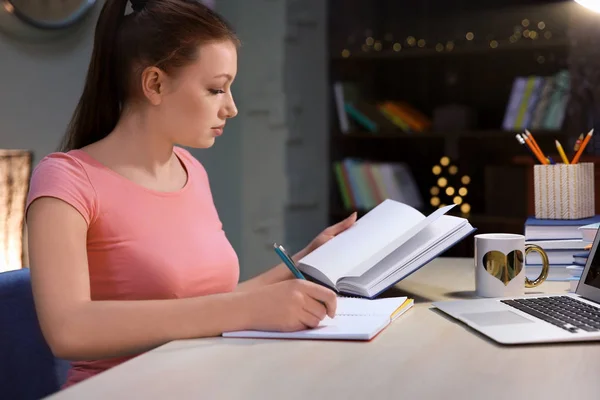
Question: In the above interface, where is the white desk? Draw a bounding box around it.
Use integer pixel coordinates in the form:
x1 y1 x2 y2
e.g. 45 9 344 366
48 258 600 400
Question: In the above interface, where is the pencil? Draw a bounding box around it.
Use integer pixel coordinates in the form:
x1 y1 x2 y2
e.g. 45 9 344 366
574 133 584 151
525 129 544 157
571 129 594 164
555 140 570 164
518 134 547 164
516 134 535 159
522 134 549 164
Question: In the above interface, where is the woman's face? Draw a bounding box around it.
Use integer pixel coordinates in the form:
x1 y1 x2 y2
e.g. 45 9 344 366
152 40 239 149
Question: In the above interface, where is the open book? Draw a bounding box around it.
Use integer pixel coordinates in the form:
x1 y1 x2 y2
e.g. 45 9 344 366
299 200 475 298
223 296 413 341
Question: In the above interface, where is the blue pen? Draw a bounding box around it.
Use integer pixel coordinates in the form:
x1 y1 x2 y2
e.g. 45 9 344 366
273 243 306 279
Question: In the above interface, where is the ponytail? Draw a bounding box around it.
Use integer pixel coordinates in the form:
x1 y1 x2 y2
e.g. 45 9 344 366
60 0 128 152
60 0 239 152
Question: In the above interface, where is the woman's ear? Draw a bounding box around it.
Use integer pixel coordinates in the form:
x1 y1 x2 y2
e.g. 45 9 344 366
140 66 166 105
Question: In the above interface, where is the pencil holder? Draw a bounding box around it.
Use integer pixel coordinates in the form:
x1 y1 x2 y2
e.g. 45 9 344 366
533 162 595 220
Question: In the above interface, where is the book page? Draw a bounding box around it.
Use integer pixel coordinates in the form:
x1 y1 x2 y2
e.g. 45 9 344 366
338 216 472 296
342 204 456 279
298 200 427 285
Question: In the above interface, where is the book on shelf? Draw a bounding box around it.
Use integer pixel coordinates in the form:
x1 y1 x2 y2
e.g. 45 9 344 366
332 81 431 134
333 158 423 212
502 70 570 131
296 199 475 298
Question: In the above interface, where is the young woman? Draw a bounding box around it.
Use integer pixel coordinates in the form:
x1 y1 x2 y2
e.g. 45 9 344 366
25 0 356 388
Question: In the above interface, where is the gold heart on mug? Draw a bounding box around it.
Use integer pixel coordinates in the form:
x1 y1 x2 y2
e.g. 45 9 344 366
482 250 524 286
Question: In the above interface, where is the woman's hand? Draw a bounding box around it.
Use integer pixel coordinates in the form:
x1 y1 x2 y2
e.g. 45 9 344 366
301 212 357 256
244 279 338 332
235 212 358 292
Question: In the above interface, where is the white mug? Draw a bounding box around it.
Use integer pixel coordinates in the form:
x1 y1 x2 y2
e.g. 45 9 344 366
474 233 550 298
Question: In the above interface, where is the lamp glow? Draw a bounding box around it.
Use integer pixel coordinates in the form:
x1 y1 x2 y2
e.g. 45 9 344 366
0 150 32 272
576 0 600 13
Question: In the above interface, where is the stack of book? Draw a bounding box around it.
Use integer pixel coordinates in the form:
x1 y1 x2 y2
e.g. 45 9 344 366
564 222 600 290
524 216 600 284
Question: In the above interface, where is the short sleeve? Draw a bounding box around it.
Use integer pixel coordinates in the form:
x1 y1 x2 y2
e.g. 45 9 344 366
26 153 98 226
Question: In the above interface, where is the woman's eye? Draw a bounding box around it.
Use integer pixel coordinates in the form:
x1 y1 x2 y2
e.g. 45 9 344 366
209 89 225 95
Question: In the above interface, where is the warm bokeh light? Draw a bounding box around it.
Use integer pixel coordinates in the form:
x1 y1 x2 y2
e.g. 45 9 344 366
0 150 32 272
461 203 471 214
431 159 470 211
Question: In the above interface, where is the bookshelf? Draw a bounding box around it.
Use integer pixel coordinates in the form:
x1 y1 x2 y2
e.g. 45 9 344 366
326 0 593 257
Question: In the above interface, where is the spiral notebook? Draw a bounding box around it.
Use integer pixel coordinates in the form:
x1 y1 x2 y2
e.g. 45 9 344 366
222 296 414 341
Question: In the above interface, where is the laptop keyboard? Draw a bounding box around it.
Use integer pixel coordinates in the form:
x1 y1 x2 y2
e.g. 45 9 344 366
500 296 600 333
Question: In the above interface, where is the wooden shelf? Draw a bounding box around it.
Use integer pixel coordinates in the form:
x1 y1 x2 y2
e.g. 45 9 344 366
333 129 565 140
331 39 569 61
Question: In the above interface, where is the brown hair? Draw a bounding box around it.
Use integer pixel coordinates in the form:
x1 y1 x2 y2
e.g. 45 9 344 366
60 0 240 152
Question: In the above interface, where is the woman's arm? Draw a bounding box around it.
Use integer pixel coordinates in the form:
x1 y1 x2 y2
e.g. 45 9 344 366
27 197 336 361
26 197 255 360
235 212 357 292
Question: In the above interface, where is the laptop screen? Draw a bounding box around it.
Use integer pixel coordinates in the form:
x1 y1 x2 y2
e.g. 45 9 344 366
584 258 600 288
577 231 600 302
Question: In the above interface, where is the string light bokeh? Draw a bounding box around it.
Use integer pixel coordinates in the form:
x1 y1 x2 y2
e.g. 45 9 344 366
338 16 562 64
430 156 471 215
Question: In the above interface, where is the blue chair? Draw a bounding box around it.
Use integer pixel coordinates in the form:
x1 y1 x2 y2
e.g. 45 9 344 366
0 268 70 399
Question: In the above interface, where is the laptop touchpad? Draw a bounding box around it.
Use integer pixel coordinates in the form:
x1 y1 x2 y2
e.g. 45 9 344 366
461 311 535 326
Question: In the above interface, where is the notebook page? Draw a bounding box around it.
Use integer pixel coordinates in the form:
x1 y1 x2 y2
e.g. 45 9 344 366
221 297 411 341
222 316 391 341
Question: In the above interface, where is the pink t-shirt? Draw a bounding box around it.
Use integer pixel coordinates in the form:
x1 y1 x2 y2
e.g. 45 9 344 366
25 146 240 388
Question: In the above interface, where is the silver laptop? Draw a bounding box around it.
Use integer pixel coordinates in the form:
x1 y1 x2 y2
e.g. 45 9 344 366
432 231 600 345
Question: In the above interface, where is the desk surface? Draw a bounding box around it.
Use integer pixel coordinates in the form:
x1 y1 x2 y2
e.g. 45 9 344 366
49 258 600 400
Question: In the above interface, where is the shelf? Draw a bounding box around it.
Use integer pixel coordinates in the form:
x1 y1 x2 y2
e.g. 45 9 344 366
333 129 565 140
331 39 569 61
